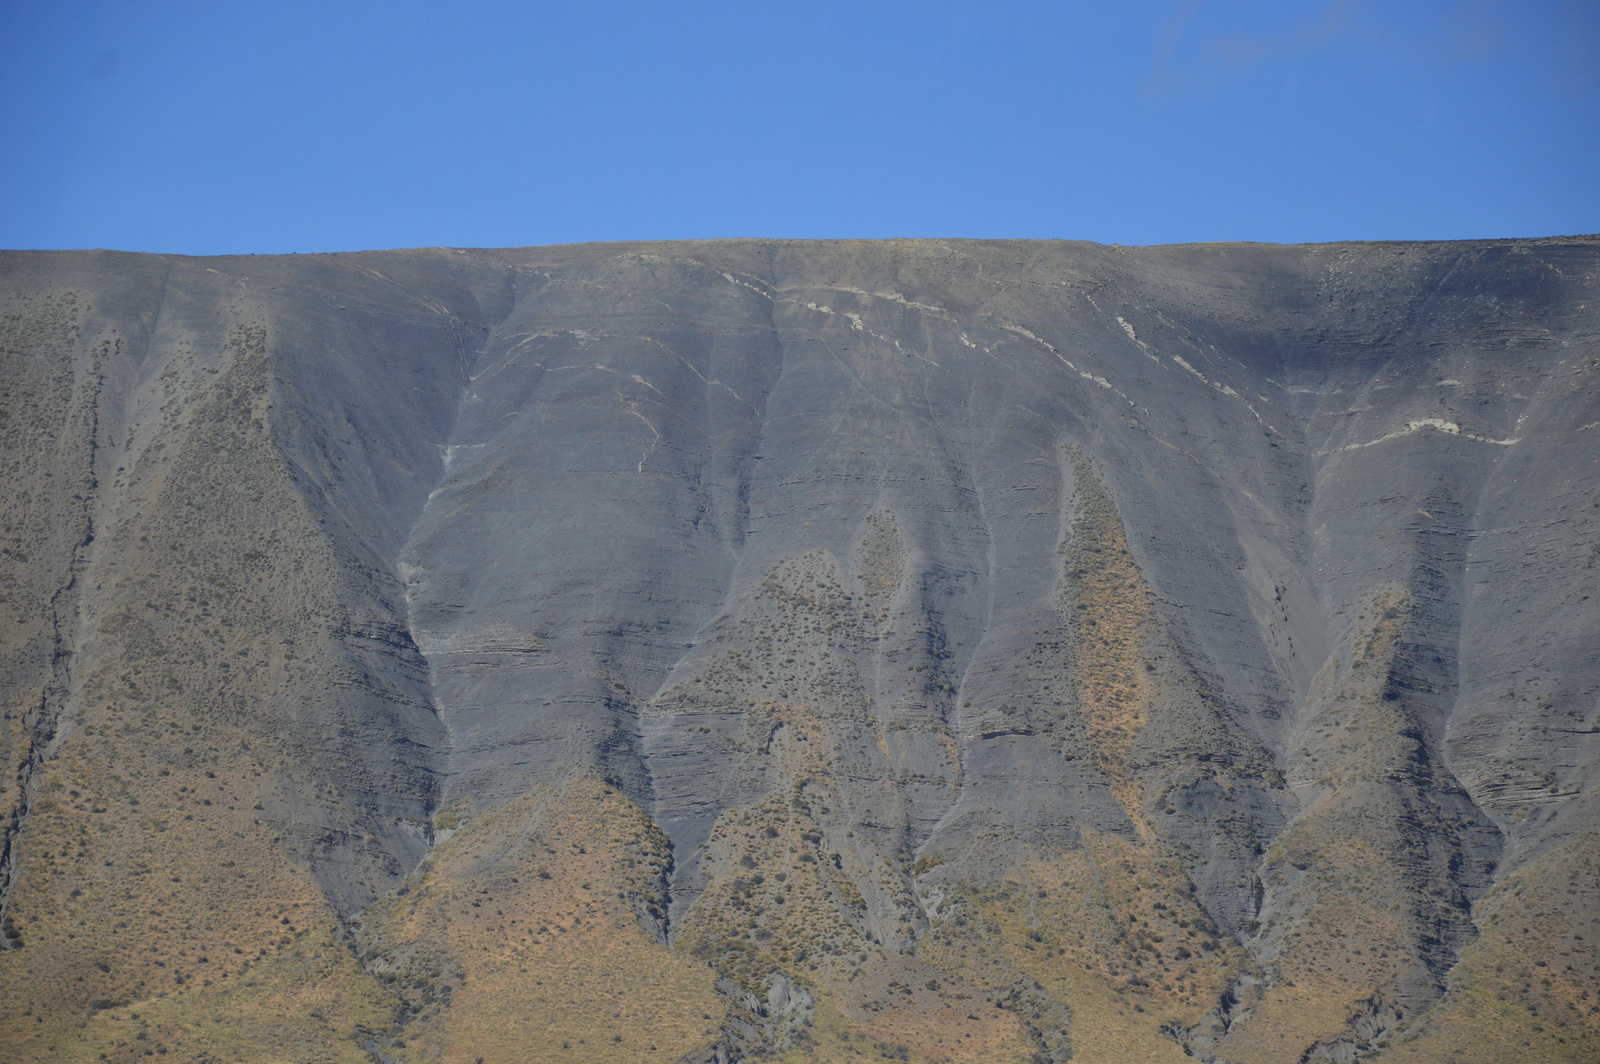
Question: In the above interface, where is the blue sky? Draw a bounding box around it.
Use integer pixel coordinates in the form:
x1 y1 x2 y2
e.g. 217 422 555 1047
1 1 1595 254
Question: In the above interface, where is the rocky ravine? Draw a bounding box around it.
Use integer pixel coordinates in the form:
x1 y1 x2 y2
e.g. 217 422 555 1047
1 237 1597 1064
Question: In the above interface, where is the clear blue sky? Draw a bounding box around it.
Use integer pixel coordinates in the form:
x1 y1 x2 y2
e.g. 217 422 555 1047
2 1 1596 254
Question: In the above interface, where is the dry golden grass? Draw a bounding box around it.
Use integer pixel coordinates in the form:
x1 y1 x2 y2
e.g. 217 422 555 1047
0 729 397 1062
1373 832 1600 1063
919 831 1252 1064
1212 979 1369 1064
355 776 724 1063
822 951 1037 1063
1059 455 1154 828
0 325 428 1061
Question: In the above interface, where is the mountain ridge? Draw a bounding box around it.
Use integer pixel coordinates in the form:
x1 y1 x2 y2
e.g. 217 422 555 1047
1 236 1596 1062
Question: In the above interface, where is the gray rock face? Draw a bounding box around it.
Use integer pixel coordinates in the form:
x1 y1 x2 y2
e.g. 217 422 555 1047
2 237 1597 1060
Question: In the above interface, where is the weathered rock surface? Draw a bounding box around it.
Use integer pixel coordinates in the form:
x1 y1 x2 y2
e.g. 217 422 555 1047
1 238 1596 1062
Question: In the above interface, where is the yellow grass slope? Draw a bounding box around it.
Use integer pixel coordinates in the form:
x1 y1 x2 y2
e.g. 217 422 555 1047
0 322 409 1060
1374 831 1600 1063
355 776 724 1063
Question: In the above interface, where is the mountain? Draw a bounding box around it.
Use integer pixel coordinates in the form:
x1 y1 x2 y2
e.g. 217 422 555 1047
1 237 1596 1064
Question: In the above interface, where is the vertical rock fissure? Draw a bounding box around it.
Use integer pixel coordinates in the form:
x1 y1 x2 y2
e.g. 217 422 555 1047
652 273 790 941
391 297 507 838
0 335 102 945
922 435 997 846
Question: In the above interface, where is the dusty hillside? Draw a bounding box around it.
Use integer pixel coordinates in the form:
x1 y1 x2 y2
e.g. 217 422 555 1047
1 238 1597 1063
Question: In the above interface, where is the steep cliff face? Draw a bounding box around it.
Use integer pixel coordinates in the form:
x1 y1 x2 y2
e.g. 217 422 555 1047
1 238 1596 1063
